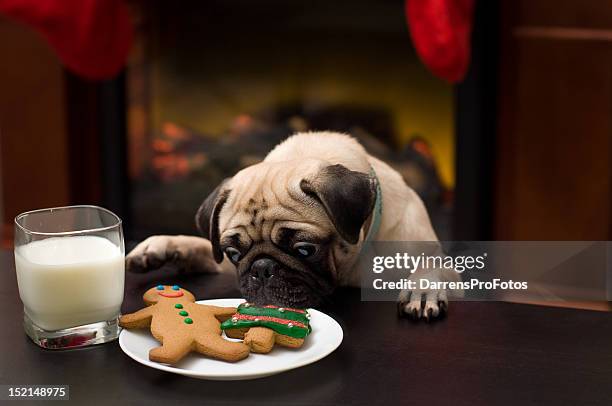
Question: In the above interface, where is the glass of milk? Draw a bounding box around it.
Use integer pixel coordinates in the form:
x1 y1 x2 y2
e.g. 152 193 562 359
14 205 124 349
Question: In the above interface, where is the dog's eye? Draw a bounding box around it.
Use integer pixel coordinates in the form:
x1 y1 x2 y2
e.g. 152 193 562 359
225 247 242 263
293 242 318 258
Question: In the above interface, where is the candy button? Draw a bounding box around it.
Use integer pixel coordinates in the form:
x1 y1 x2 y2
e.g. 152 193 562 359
179 311 188 316
174 304 183 309
156 285 164 290
171 285 180 291
184 318 193 324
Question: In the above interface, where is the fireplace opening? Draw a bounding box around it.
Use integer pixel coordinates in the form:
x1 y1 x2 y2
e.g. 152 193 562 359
127 0 455 241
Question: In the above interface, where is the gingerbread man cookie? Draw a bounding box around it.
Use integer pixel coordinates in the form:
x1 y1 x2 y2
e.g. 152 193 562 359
221 303 312 353
119 285 249 364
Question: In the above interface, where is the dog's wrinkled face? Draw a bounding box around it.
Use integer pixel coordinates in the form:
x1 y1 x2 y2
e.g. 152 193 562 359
196 159 376 308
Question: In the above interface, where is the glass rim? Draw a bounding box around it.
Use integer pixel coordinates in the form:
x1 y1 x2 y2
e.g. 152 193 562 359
14 205 122 237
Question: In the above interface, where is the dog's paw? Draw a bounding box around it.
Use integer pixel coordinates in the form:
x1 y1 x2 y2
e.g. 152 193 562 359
126 235 221 273
126 235 184 273
397 272 451 321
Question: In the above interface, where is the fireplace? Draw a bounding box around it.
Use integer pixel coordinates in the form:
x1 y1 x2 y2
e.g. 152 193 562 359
124 0 456 242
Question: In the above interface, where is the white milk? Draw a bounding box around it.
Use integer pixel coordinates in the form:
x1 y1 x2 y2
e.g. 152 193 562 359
15 236 124 331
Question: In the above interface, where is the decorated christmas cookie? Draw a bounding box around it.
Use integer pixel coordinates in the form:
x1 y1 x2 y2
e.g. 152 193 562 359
221 303 312 353
119 285 249 364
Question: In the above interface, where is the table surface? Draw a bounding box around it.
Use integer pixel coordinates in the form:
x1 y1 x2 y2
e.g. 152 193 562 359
1 250 611 405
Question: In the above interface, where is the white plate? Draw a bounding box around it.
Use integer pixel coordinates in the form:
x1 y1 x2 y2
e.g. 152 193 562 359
119 298 343 380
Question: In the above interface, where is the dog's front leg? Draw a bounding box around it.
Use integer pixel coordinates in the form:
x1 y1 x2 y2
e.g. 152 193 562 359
126 235 233 274
381 185 462 321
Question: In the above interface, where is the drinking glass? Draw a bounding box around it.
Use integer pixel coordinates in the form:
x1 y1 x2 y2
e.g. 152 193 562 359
14 205 124 349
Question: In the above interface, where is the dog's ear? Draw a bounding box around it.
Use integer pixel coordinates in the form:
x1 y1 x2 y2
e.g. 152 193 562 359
195 179 231 263
300 164 376 244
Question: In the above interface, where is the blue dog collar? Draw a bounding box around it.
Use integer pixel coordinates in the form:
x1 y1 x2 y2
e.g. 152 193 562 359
364 167 382 242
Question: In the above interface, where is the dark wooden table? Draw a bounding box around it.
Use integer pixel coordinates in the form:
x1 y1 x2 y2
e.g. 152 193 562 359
1 250 611 405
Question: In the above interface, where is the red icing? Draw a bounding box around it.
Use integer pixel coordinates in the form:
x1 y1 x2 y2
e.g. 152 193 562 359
261 305 306 314
233 313 307 329
158 290 184 298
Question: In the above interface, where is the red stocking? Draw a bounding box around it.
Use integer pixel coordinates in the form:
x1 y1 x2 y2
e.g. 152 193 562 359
0 0 133 80
405 0 475 83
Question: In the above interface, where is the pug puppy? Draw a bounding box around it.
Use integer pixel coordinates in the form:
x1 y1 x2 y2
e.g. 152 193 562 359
127 132 461 319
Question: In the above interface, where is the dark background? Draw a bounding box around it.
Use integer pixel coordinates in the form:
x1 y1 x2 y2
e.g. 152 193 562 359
1 0 611 265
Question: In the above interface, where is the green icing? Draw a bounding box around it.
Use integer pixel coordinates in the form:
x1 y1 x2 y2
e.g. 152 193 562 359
220 304 311 339
221 319 310 339
179 310 188 316
175 304 183 309
184 318 193 324
236 304 310 325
